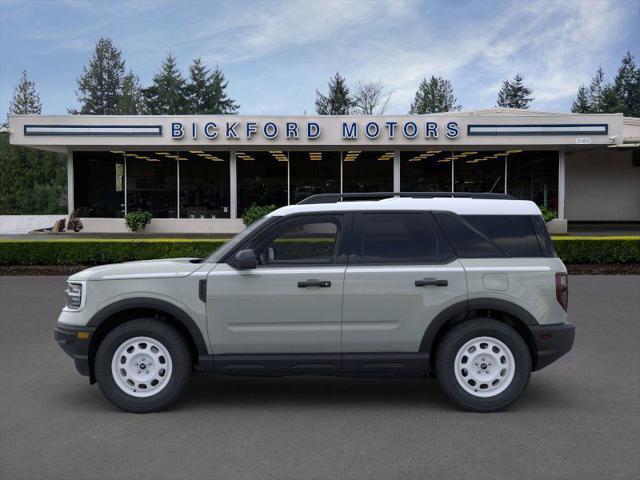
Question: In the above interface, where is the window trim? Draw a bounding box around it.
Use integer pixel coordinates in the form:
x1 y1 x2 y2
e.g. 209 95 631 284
348 211 457 266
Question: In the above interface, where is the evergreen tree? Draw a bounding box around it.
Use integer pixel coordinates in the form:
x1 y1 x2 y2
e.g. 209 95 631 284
613 51 640 117
116 71 144 115
496 73 534 109
587 67 607 112
8 70 42 116
409 76 460 114
143 53 188 114
75 37 126 114
315 73 353 115
185 59 239 114
571 85 591 113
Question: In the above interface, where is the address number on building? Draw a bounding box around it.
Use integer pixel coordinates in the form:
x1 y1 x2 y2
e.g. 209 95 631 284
576 137 592 144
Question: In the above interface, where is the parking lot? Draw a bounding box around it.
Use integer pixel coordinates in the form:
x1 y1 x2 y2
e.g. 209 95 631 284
1 275 638 480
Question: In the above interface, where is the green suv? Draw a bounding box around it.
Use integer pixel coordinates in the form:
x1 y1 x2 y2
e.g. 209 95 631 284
55 193 575 413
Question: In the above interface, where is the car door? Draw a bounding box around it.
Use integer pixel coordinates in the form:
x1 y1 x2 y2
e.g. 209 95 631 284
341 211 467 373
206 213 348 370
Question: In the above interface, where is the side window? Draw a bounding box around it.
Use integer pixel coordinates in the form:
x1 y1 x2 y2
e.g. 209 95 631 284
530 215 556 257
434 212 503 258
462 215 541 257
254 217 340 266
352 213 455 264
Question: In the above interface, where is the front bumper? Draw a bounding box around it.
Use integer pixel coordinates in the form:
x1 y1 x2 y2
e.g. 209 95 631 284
54 324 96 377
530 322 575 371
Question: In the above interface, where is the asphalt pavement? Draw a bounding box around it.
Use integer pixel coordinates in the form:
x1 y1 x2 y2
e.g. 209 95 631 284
0 275 638 480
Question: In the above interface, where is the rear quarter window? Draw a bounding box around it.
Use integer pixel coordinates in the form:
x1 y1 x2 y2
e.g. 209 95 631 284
434 212 542 258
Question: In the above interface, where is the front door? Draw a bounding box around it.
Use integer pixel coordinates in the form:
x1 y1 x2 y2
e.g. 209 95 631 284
341 212 467 373
207 214 348 372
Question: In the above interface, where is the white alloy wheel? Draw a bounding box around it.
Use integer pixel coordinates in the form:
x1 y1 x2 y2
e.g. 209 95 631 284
110 336 173 398
453 336 515 398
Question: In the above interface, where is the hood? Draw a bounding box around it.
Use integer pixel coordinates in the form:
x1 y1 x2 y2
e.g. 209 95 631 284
69 258 203 282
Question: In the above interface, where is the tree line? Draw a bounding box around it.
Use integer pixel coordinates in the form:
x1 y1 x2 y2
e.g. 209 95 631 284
1 37 639 215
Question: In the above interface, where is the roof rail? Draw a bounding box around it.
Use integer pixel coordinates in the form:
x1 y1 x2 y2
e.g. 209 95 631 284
297 192 516 205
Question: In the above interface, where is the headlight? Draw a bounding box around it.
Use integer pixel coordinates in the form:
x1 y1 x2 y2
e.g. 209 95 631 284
65 282 83 309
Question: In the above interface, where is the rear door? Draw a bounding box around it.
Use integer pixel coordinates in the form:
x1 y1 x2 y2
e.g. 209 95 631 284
341 212 467 369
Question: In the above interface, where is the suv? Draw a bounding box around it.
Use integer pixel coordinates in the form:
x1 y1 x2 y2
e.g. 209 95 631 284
55 193 574 413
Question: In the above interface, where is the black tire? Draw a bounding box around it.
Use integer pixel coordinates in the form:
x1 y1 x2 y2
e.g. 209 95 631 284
435 318 531 412
94 318 192 413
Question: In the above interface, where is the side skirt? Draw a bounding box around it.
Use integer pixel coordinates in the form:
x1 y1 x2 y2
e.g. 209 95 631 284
196 352 430 377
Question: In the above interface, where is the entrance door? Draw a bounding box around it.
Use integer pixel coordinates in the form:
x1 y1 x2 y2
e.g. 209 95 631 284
206 214 348 372
341 212 467 373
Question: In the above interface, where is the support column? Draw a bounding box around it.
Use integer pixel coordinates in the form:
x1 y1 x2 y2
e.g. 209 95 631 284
230 150 237 219
66 149 74 216
558 149 566 220
393 150 401 192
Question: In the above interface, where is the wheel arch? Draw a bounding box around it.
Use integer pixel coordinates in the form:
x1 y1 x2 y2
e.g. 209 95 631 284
87 298 208 383
421 298 539 372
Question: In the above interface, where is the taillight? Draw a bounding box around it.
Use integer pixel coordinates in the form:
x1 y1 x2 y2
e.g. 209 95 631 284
555 272 568 311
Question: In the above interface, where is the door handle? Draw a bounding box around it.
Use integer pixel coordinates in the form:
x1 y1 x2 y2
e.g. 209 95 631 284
298 279 331 288
415 278 448 287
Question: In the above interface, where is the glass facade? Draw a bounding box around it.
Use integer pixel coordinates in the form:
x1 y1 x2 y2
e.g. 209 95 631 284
507 150 558 210
454 151 506 193
343 150 394 193
401 150 452 192
72 148 559 219
289 151 340 204
73 151 125 217
236 150 288 216
126 152 177 218
179 151 230 218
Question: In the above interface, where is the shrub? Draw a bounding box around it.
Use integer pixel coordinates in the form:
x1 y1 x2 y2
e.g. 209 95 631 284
0 237 638 266
538 205 557 222
66 210 83 232
242 204 277 226
125 211 153 232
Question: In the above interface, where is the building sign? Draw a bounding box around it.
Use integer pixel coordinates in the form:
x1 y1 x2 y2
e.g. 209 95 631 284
170 120 461 141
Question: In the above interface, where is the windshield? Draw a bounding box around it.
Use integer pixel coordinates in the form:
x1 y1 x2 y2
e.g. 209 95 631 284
205 216 274 263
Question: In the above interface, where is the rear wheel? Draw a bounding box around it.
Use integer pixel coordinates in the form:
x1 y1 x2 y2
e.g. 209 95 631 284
95 319 192 413
435 318 531 412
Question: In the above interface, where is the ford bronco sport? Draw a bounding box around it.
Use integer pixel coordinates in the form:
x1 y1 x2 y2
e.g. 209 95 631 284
55 192 575 413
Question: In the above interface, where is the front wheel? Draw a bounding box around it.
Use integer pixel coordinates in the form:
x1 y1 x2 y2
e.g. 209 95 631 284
435 319 531 412
95 319 192 413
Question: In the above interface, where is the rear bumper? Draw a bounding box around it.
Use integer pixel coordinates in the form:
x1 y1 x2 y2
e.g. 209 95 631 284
54 324 96 377
530 322 575 371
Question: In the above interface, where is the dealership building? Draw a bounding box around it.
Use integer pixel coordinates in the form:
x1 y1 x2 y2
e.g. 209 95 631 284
8 109 640 234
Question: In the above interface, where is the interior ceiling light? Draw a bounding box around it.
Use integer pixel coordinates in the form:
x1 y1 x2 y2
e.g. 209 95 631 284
155 152 170 155
146 158 160 162
437 159 451 163
427 150 442 154
189 150 204 154
506 149 523 154
495 153 507 156
110 150 125 154
135 156 149 159
125 153 137 157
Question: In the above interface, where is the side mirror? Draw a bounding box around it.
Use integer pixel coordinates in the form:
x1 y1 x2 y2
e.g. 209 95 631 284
231 249 258 270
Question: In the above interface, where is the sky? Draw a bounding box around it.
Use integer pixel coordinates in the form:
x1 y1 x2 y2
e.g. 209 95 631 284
0 0 638 117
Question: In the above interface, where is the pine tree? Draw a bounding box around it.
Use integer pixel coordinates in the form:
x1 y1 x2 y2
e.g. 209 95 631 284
315 73 353 115
116 71 144 114
207 65 239 114
143 53 188 114
185 59 239 114
571 85 591 113
8 70 42 116
409 76 460 114
613 51 640 117
496 74 534 109
587 67 607 112
75 37 126 114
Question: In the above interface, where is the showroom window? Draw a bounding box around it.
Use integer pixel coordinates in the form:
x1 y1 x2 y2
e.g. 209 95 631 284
178 151 230 218
343 150 394 193
126 152 177 218
454 151 506 193
401 150 453 192
236 150 288 216
289 151 340 203
73 151 125 218
507 150 558 210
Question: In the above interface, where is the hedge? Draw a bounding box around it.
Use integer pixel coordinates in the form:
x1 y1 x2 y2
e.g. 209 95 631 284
0 237 638 266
